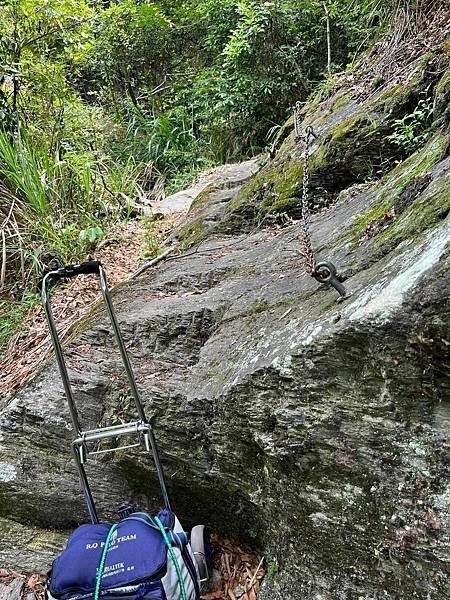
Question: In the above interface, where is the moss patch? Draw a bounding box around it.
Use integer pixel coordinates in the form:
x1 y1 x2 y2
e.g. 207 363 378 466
434 68 450 119
330 114 366 143
179 217 207 249
220 157 304 233
304 89 352 129
269 115 294 156
188 186 215 213
353 200 393 235
176 186 220 248
435 68 450 98
0 517 67 551
352 133 447 245
377 166 450 248
374 133 446 204
261 160 304 209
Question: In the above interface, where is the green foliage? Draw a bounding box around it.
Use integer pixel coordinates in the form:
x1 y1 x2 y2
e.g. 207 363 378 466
141 217 164 259
82 0 391 167
79 226 105 245
0 128 50 215
0 0 92 131
0 127 136 289
110 394 135 425
0 293 37 352
85 0 173 100
388 99 434 154
113 105 213 182
187 0 377 159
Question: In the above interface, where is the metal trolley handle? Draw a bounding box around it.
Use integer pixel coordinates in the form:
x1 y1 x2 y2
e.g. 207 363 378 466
41 261 171 524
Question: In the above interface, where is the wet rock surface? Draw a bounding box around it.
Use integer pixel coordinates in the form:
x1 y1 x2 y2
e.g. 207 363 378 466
1 30 449 600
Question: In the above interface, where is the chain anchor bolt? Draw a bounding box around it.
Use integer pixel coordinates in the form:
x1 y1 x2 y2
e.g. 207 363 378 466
312 261 350 299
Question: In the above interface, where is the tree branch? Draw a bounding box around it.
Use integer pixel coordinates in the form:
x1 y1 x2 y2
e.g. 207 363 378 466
323 3 332 75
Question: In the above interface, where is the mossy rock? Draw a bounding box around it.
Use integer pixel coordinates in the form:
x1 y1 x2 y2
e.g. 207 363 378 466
377 159 450 249
352 133 448 247
355 133 446 219
179 217 208 249
222 88 416 235
269 115 295 157
177 187 220 248
220 159 304 233
187 187 215 213
0 517 67 573
310 112 393 183
433 69 450 120
176 161 262 246
370 83 415 118
218 49 448 238
303 89 353 128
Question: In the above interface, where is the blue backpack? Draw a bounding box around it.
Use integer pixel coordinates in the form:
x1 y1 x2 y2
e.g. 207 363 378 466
46 510 207 600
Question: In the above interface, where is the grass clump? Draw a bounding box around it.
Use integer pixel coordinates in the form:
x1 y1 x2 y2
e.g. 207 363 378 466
0 128 134 291
0 294 37 353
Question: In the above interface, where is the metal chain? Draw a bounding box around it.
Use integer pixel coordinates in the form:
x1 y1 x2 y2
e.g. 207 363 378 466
293 103 349 299
294 101 315 275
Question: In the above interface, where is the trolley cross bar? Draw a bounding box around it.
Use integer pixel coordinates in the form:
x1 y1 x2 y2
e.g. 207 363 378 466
78 420 149 444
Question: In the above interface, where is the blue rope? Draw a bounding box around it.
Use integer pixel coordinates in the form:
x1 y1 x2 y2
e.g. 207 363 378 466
94 524 118 600
154 516 187 600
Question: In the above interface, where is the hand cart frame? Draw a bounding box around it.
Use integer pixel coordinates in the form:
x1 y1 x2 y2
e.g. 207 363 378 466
41 260 171 524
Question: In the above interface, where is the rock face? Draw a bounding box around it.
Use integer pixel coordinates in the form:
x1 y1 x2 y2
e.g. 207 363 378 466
153 159 260 218
1 16 449 600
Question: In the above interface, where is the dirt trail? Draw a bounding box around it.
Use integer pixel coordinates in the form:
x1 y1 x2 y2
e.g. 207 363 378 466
0 221 149 402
